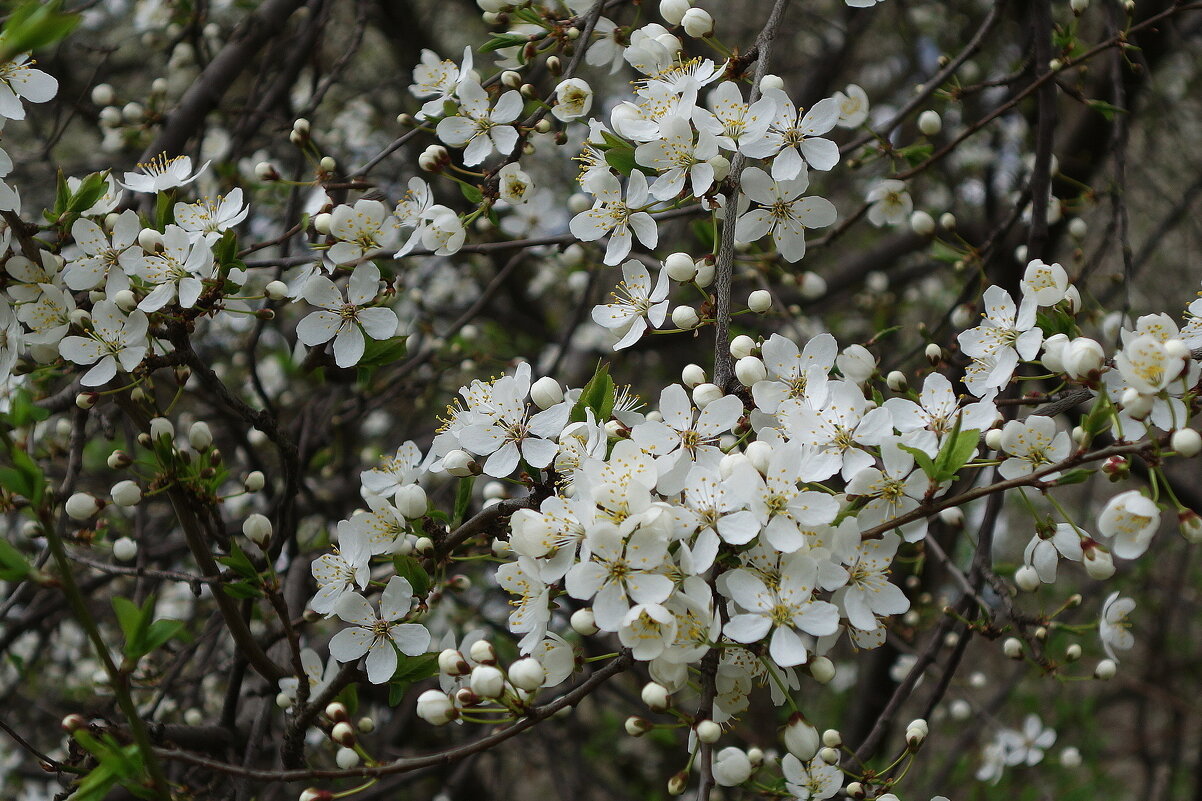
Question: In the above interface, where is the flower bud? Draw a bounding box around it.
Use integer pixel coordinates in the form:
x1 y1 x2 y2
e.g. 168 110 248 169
188 421 213 450
1061 745 1083 767
664 252 698 282
681 8 713 37
681 363 706 388
695 719 721 743
416 689 456 725
438 648 470 677
1120 388 1153 420
985 428 1003 450
712 746 752 787
75 391 99 410
61 713 87 733
110 480 142 507
625 715 652 736
671 305 700 329
1015 564 1040 592
395 484 428 519
530 376 564 409
925 342 943 365
336 747 360 769
819 746 840 764
667 770 689 795
138 228 164 253
113 289 137 311
1171 428 1202 457
641 681 670 711
509 657 546 691
1179 509 1202 543
112 536 138 561
66 492 103 520
885 370 908 392
108 450 132 470
255 162 279 181
244 471 266 492
694 260 716 287
331 721 355 747
846 781 866 799
1065 643 1082 661
1062 337 1104 379
691 383 723 409
243 513 272 548
265 280 289 301
320 156 337 173
470 665 506 698
357 716 374 733
149 417 174 442
570 607 599 635
809 656 835 684
799 271 826 299
910 210 936 236
443 449 478 477
1094 659 1117 680
300 789 333 801
760 73 785 92
466 639 495 665
1082 543 1115 579
917 110 942 135
1003 637 1023 659
783 713 820 760
730 335 757 359
747 289 772 313
735 356 767 387
1068 217 1088 238
659 0 691 25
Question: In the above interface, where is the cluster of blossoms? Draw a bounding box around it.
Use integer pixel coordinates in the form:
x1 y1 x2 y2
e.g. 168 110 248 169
4 0 1202 798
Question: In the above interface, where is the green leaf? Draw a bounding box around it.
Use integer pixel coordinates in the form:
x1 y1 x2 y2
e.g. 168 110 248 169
212 229 239 265
604 146 638 176
0 0 81 62
1086 99 1126 120
0 388 49 428
358 335 409 368
452 476 475 527
0 537 32 582
480 33 530 53
217 542 258 579
897 443 938 481
458 182 483 205
691 219 716 252
392 554 431 598
154 191 174 229
222 580 263 599
142 618 188 655
387 652 438 705
897 143 933 167
64 171 111 217
1052 468 1094 486
52 169 69 216
933 425 981 482
112 596 155 660
571 362 615 423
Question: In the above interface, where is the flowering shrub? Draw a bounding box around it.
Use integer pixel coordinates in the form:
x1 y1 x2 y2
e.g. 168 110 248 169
2 0 1202 800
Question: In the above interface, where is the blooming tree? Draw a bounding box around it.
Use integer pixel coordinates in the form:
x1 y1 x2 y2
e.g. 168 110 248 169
2 1 1202 800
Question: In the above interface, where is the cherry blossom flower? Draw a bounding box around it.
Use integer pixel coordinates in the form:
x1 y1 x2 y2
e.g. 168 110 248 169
327 199 392 265
565 523 674 632
410 46 472 119
591 259 670 349
635 116 720 200
998 715 1056 767
1098 489 1160 559
552 77 593 122
782 380 893 481
0 54 58 121
997 415 1070 480
457 371 569 477
1020 258 1070 306
121 153 209 193
278 648 339 706
832 84 869 128
726 442 839 551
329 576 431 684
734 166 836 262
570 171 658 265
883 372 997 441
435 80 522 166
58 300 149 386
296 263 399 368
694 80 777 153
497 557 552 652
782 754 842 801
723 554 839 667
958 285 1043 395
741 90 841 180
361 441 424 499
135 225 217 312
752 332 837 416
63 211 141 293
1114 334 1185 395
630 383 743 494
310 527 371 616
865 179 913 227
1099 592 1136 661
1022 523 1083 583
834 533 910 631
174 188 249 243
844 436 930 541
